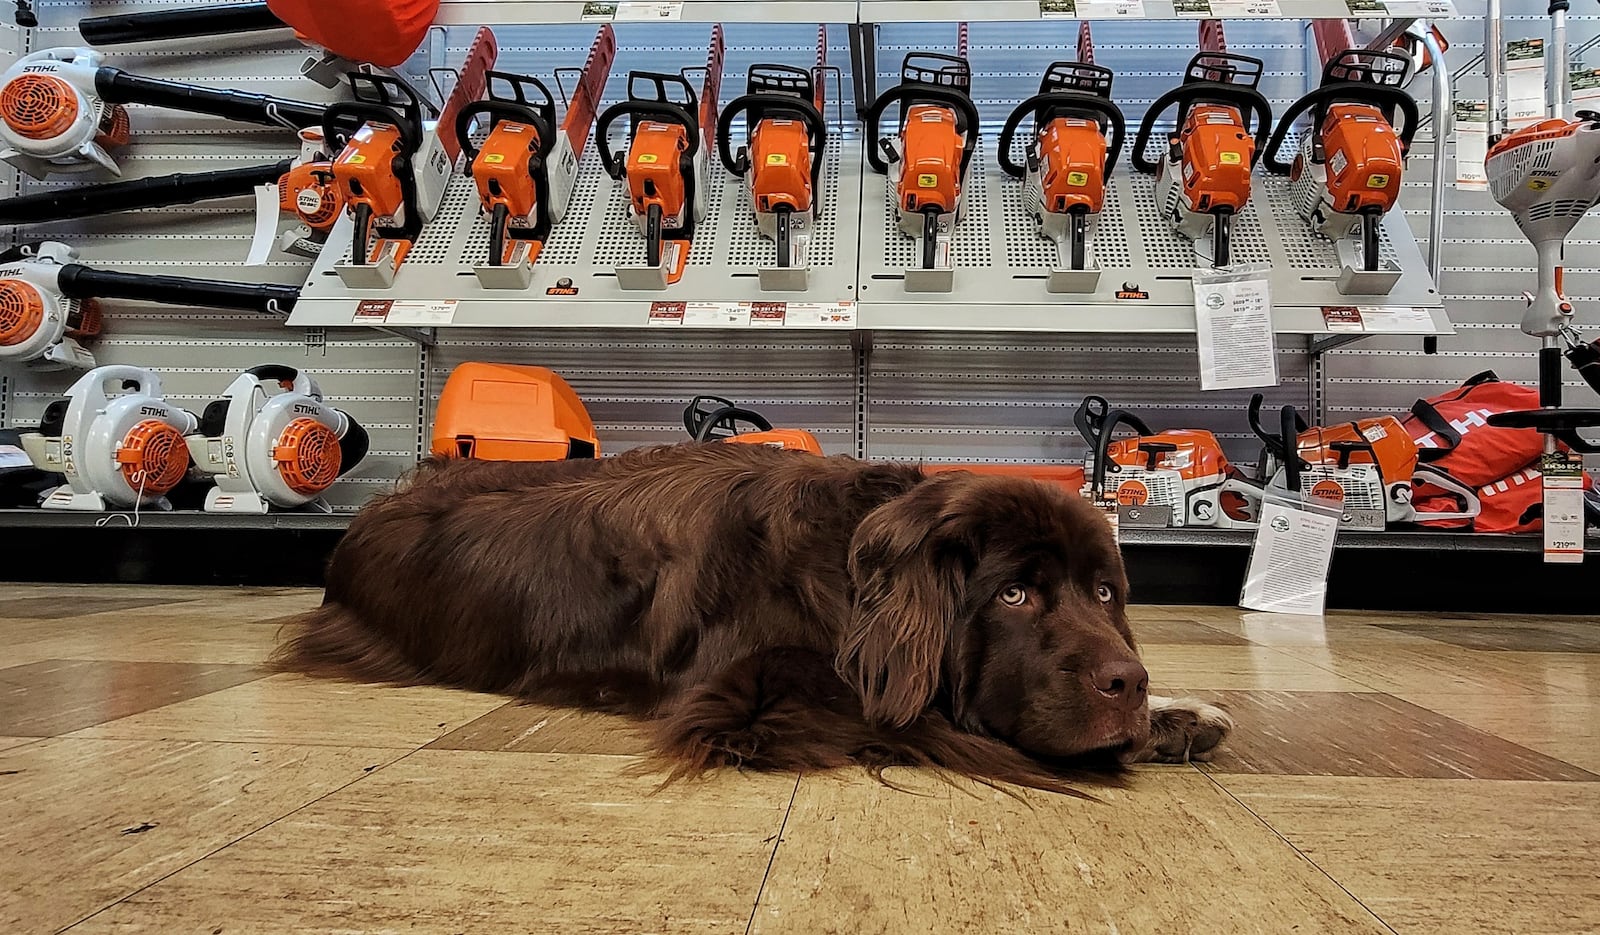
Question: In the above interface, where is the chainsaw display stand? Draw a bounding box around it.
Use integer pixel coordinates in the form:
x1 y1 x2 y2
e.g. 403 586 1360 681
1334 246 1403 297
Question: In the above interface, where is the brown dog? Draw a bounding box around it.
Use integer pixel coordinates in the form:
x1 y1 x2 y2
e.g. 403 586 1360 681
273 444 1230 792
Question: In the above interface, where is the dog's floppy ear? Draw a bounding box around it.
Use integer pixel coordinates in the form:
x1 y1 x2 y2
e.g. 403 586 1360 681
837 475 976 729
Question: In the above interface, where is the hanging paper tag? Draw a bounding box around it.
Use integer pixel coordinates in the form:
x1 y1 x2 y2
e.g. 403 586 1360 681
1193 264 1278 391
245 183 281 266
1573 68 1600 108
1454 101 1489 192
1506 39 1548 129
1542 451 1586 564
1241 493 1342 615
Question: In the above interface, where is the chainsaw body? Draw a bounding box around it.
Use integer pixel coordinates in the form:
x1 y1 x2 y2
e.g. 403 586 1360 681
1134 53 1272 267
0 241 100 372
20 365 198 511
456 72 560 285
683 394 824 454
185 365 368 514
0 48 128 178
998 62 1125 291
864 53 979 291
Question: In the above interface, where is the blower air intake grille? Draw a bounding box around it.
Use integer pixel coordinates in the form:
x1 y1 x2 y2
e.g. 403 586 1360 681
1110 468 1187 525
274 418 341 495
1302 466 1384 511
1488 140 1555 201
1528 199 1599 221
116 420 189 496
0 74 79 140
0 279 44 347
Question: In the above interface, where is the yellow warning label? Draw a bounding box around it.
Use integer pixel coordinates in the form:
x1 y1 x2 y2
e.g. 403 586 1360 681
347 154 366 164
1529 178 1552 191
484 153 505 164
766 153 788 166
917 173 939 188
1366 173 1390 188
1219 152 1242 165
637 153 659 164
1066 171 1089 187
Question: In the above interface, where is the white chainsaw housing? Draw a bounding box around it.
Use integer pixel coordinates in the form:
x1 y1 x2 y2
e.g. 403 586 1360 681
1155 155 1215 245
19 365 197 511
1097 464 1260 529
0 48 122 178
1288 134 1364 241
0 241 96 372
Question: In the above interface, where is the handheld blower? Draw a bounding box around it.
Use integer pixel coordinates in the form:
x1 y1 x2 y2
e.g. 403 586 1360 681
1075 395 1259 528
19 365 199 512
186 365 368 514
864 50 980 291
1263 49 1419 287
1131 50 1273 267
716 37 829 289
274 126 345 258
683 395 824 454
998 61 1125 292
324 73 452 287
0 241 299 373
0 47 326 179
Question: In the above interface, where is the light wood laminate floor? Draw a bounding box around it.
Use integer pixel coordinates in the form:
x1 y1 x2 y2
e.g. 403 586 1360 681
2 584 1596 934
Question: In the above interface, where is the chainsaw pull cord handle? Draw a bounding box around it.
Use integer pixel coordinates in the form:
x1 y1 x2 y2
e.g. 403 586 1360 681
595 99 700 181
57 265 300 315
1262 83 1420 175
93 68 326 131
997 91 1126 179
715 92 829 203
78 2 282 45
0 161 293 225
1131 82 1274 175
862 84 981 177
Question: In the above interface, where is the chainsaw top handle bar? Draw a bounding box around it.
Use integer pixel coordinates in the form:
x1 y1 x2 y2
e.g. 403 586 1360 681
1074 395 1155 499
1262 83 1420 175
455 102 556 168
1131 80 1274 175
58 266 299 315
684 395 774 441
715 91 828 181
863 84 981 176
595 99 699 181
997 90 1127 179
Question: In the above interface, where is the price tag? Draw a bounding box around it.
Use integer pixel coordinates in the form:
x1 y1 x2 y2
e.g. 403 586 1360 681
1380 0 1455 14
1074 0 1146 17
1542 451 1587 564
246 183 279 266
647 301 686 326
1038 0 1078 16
1321 306 1366 332
750 302 787 328
1507 39 1548 129
1454 101 1489 192
1344 0 1387 15
384 300 458 325
580 1 618 19
613 0 682 20
1357 306 1433 333
1240 495 1342 616
1193 264 1278 391
1573 68 1600 108
683 302 751 327
785 301 856 328
1177 0 1281 15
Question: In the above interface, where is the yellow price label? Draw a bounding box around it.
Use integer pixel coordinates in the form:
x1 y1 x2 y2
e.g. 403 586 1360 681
766 153 788 166
1529 178 1552 191
917 173 940 188
637 153 659 164
347 154 366 164
1219 152 1242 165
1066 171 1089 187
484 153 505 164
1366 173 1390 188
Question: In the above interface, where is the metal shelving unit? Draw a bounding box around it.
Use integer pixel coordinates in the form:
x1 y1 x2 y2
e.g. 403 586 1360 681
431 0 859 25
856 0 1460 22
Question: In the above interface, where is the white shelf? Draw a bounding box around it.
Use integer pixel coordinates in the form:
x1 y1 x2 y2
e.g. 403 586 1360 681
856 0 1457 22
432 0 858 26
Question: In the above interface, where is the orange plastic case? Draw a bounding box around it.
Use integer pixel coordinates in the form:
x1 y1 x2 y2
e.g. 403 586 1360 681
266 0 438 68
923 463 1088 494
721 429 825 454
431 363 600 461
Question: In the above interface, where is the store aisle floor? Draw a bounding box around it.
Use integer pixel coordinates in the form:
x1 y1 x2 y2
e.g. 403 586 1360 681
2 584 1597 934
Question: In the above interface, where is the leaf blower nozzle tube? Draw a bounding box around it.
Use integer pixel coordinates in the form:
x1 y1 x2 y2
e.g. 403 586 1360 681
57 266 300 315
96 70 326 130
78 2 284 46
0 161 292 225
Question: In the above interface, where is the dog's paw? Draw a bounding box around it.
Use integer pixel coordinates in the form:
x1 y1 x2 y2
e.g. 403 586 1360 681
1128 696 1234 765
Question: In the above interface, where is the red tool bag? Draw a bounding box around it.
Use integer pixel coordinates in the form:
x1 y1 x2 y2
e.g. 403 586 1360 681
1399 370 1545 487
267 0 438 67
1415 465 1594 534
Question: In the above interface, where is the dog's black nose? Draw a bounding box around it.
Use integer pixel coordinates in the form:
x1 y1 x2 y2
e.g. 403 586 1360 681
1089 660 1149 711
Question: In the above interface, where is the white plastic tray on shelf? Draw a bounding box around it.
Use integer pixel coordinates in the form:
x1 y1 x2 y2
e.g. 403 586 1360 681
431 0 860 25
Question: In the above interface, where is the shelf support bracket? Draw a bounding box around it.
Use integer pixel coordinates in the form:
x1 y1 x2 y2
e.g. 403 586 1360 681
379 326 437 347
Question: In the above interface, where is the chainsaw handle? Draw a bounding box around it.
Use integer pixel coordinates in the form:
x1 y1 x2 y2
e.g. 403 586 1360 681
716 92 829 188
94 68 326 130
1131 82 1274 175
1279 405 1305 493
455 101 555 168
57 265 299 315
1262 83 1420 175
0 161 291 225
243 364 315 395
322 101 421 156
1248 393 1309 464
1487 409 1600 454
997 91 1126 179
78 2 282 45
684 395 774 442
863 85 980 177
595 99 699 181
1073 396 1154 500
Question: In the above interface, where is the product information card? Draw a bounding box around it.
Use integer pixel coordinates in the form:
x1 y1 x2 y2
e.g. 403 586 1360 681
1193 265 1277 391
1241 498 1341 616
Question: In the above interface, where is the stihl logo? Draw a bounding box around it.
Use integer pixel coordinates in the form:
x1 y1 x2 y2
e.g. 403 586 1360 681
1415 408 1493 448
20 64 58 73
293 404 320 415
139 406 165 417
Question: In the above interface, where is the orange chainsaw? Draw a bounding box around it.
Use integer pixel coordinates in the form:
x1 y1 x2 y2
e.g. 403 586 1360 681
1264 49 1418 279
1076 395 1259 528
1132 52 1273 267
683 395 824 454
864 52 980 289
998 61 1125 290
716 62 828 285
456 72 559 272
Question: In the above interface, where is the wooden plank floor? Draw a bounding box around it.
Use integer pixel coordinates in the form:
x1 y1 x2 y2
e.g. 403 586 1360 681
2 584 1597 934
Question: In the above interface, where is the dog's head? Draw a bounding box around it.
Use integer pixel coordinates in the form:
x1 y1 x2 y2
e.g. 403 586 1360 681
838 471 1149 760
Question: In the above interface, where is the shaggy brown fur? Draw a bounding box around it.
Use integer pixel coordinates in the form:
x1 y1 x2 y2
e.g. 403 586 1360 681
273 444 1192 793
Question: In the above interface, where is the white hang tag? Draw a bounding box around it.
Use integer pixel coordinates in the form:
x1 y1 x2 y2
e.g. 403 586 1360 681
245 183 281 266
1542 451 1586 564
1454 101 1489 192
1506 39 1548 129
1193 263 1278 391
0 444 30 469
1240 493 1342 616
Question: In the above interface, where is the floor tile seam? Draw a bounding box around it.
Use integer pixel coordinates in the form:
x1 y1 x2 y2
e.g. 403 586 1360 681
744 773 803 935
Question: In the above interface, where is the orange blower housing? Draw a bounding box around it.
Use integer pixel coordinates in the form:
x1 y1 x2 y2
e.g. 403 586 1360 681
432 363 600 461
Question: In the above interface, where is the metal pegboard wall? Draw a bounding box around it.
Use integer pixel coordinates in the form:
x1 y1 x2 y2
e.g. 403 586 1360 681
424 332 859 454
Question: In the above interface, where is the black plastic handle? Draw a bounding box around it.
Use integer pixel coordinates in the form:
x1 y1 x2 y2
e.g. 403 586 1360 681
1280 405 1304 492
1262 83 1420 175
245 363 302 383
58 265 299 314
1487 409 1600 454
683 395 773 441
95 69 325 130
322 100 420 157
715 92 828 184
1248 393 1308 461
455 100 555 167
595 99 698 181
863 84 980 176
1073 395 1154 499
78 2 283 45
1131 82 1274 175
996 90 1126 180
0 161 291 225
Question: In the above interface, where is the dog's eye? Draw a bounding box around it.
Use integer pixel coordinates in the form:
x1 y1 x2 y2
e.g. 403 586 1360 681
1096 584 1114 603
999 585 1028 606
